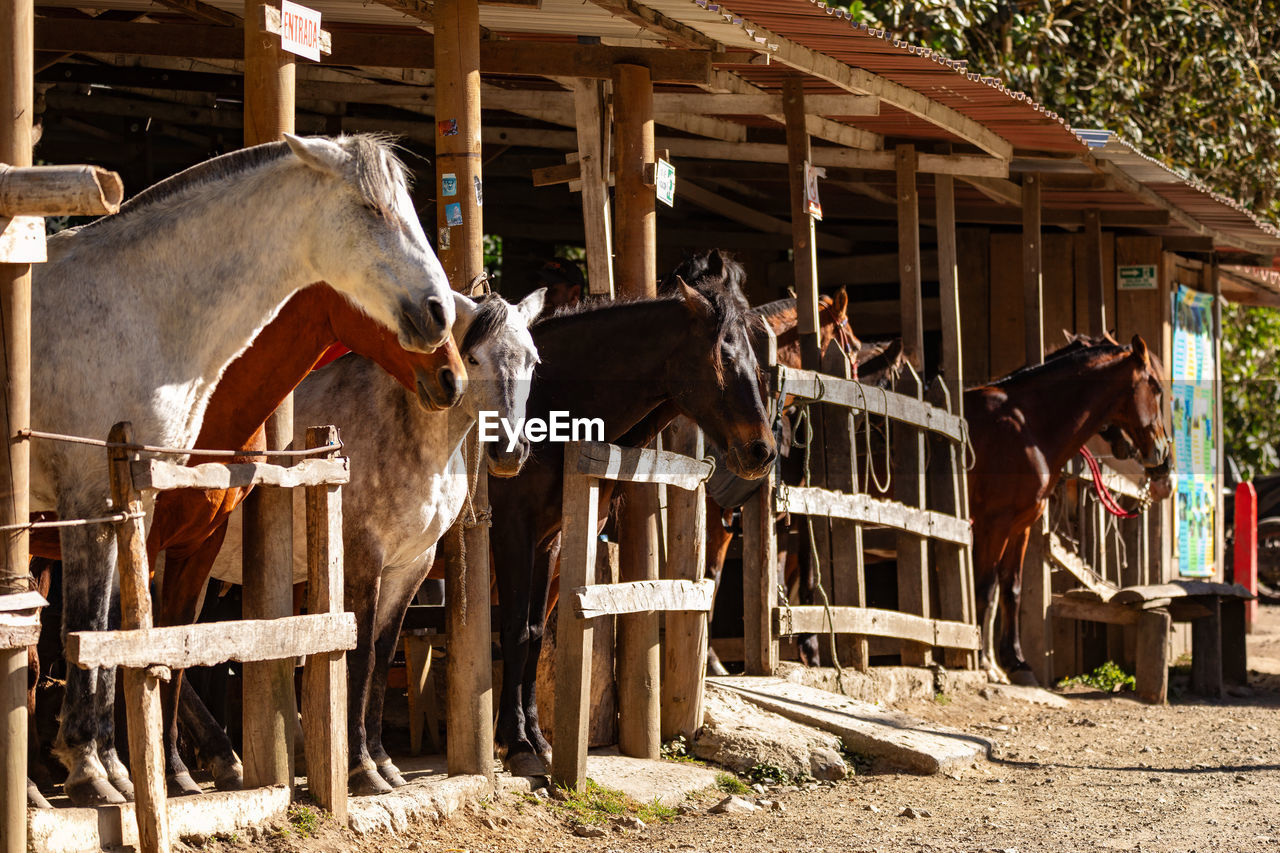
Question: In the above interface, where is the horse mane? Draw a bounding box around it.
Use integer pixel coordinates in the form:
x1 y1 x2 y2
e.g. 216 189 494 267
460 293 510 355
82 134 407 230
989 340 1131 387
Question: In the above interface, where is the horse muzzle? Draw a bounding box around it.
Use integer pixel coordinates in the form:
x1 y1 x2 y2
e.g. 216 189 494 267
487 438 529 478
414 364 465 411
399 296 452 351
726 438 776 480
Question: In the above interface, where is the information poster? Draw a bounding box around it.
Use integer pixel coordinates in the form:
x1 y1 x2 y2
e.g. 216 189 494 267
1171 285 1217 578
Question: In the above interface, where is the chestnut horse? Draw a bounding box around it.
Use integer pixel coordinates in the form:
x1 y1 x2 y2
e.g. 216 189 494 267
488 249 775 775
967 334 1170 683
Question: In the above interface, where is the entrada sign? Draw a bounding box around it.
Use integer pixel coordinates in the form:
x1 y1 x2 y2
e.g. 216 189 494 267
279 0 323 61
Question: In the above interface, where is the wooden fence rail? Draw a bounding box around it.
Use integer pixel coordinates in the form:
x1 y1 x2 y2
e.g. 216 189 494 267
553 436 712 792
61 423 354 853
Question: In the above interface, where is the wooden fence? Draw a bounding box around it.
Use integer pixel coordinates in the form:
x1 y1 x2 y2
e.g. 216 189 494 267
63 422 355 853
742 345 979 675
552 437 713 791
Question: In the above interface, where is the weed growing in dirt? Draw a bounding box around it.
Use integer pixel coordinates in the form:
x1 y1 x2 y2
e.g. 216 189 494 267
1058 660 1136 692
746 763 793 786
934 691 953 705
287 804 322 838
550 780 676 826
715 772 750 795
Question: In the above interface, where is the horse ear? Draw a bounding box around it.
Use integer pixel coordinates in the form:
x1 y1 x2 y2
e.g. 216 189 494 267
1130 334 1150 365
516 288 547 327
451 291 479 340
832 287 848 318
706 249 724 277
678 277 715 322
284 134 348 176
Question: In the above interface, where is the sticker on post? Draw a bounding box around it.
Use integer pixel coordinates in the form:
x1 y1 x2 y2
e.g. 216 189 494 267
278 0 323 62
445 203 464 227
438 119 458 137
474 176 484 207
438 226 451 250
654 158 676 208
1118 264 1158 290
805 161 825 221
441 173 457 197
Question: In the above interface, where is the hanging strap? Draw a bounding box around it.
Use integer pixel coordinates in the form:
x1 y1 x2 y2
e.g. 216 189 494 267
1079 445 1140 519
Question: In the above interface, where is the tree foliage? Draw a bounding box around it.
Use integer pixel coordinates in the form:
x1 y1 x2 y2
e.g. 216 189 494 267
837 0 1280 474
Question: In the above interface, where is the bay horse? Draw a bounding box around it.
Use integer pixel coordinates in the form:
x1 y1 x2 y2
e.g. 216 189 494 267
209 290 543 793
967 334 1170 684
488 249 776 775
32 134 456 806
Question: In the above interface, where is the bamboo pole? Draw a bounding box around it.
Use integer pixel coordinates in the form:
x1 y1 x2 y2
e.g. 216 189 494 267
0 2 33 850
612 62 661 761
241 0 297 792
435 0 494 783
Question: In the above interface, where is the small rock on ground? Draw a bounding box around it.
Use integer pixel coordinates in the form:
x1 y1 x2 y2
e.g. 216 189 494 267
573 824 608 838
709 795 760 815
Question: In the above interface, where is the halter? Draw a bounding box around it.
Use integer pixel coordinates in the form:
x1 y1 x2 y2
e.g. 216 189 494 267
831 316 860 381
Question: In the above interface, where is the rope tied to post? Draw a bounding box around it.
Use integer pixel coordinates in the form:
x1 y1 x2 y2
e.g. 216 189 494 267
18 428 343 459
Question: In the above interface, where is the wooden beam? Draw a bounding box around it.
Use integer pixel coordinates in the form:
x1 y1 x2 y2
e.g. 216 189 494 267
775 605 979 651
1083 208 1105 336
776 485 971 546
1022 173 1043 364
572 79 614 297
676 179 853 254
784 78 821 371
959 174 1021 207
131 457 349 491
153 0 241 27
775 365 965 441
935 173 963 411
575 441 711 491
897 144 923 371
651 92 879 116
572 579 714 619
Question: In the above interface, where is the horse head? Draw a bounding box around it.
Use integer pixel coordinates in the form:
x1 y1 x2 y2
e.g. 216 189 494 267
453 289 544 476
819 288 861 376
1106 334 1172 474
660 250 776 480
282 134 454 352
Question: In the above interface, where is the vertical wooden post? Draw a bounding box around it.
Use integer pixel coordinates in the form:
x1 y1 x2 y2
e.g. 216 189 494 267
552 443 598 792
1022 174 1044 365
241 0 298 792
935 173 964 412
572 79 614 297
1134 608 1170 704
613 61 661 761
0 1 33 848
1083 209 1105 336
821 347 867 671
661 424 707 741
926 382 975 670
896 145 924 372
302 427 347 820
435 0 494 783
783 78 820 370
1191 598 1224 698
743 329 778 676
108 424 170 853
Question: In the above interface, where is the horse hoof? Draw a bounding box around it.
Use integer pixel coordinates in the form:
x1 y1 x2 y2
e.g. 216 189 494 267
706 655 729 677
27 781 52 809
376 762 408 789
167 772 203 797
1009 669 1040 688
504 752 549 778
209 756 244 791
349 766 394 796
65 776 127 807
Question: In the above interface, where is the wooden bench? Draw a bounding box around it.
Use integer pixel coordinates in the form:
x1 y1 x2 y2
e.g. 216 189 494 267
1051 580 1253 704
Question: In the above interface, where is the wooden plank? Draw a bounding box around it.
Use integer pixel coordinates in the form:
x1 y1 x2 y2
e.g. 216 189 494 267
935 173 964 411
67 612 356 670
572 79 614 297
1022 174 1044 364
774 367 965 442
783 78 821 369
1042 233 1075 349
0 164 123 217
1190 597 1224 698
258 4 332 54
897 145 923 371
1110 581 1252 604
774 606 979 651
777 486 970 546
551 453 599 791
0 590 45 611
575 441 711 491
131 457 349 491
891 369 931 666
0 624 39 649
1134 608 1171 704
988 232 1023 378
926 383 976 670
108 424 170 853
661 423 708 741
573 579 714 619
0 214 43 264
676 179 853 255
741 470 778 676
1019 515 1053 686
1051 595 1141 627
958 175 1021 207
301 426 347 819
958 227 990 382
1048 532 1120 600
1221 598 1248 685
649 92 879 116
1081 209 1106 335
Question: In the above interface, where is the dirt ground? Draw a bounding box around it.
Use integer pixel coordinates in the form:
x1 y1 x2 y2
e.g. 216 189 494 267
220 603 1280 853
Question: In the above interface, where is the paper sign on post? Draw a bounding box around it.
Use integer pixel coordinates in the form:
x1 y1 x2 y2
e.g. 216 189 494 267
279 0 322 61
805 161 824 221
1118 264 1158 290
655 158 676 208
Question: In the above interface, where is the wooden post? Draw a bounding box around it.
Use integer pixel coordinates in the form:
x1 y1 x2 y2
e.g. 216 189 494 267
302 426 347 820
0 1 33 848
1022 174 1044 365
896 145 924 372
1019 513 1053 686
1083 209 1105 336
572 79 614 297
661 424 707 741
552 443 598 792
241 0 297 792
743 330 778 676
1134 608 1170 704
926 382 975 670
108 424 170 853
821 347 867 671
613 61 661 761
892 369 931 667
1191 598 1224 698
783 78 820 370
935 173 964 412
435 0 494 783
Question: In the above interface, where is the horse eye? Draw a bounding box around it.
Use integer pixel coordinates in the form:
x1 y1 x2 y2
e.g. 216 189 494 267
467 354 479 366
363 202 383 218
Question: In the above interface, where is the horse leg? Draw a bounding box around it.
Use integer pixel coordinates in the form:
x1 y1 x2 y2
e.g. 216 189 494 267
997 523 1037 686
365 552 435 788
704 502 733 676
492 521 542 775
53 522 126 806
971 524 1009 684
794 520 820 667
519 547 554 768
342 534 390 795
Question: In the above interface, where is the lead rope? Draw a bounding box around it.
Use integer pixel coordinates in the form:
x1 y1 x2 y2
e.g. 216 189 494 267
1079 445 1142 519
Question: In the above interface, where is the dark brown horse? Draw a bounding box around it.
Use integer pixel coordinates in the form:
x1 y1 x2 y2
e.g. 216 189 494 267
488 249 775 775
967 334 1170 683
